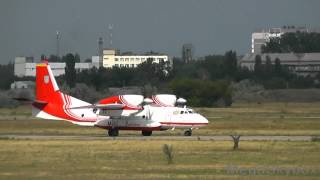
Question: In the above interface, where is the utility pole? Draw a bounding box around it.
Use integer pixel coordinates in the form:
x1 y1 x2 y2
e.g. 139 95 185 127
56 31 60 58
108 24 114 48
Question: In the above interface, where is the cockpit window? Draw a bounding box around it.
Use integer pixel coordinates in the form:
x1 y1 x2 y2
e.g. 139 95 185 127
181 111 190 114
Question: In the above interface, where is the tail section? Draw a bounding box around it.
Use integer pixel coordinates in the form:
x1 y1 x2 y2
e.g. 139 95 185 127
35 63 60 103
32 63 98 125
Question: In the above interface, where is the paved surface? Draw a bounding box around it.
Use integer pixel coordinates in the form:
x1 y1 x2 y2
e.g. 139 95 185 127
0 134 316 141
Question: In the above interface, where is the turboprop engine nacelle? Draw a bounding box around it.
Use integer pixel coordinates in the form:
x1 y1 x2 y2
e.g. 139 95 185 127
99 95 144 109
176 98 187 104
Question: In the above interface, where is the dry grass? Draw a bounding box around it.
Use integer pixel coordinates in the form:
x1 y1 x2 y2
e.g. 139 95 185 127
0 140 319 179
196 102 320 136
0 102 320 136
1 102 320 179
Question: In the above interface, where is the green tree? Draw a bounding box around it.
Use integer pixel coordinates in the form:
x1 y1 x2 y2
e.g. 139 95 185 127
75 53 81 62
40 54 46 61
64 53 76 88
224 50 237 77
274 58 282 75
0 63 14 90
254 55 262 76
169 78 231 107
265 55 272 74
48 55 61 62
262 32 320 53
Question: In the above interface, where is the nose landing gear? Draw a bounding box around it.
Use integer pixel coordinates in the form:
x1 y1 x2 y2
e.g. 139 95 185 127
184 128 192 136
108 128 119 137
141 131 152 136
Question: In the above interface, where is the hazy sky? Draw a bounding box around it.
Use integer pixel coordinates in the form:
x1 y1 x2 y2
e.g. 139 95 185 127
0 0 319 63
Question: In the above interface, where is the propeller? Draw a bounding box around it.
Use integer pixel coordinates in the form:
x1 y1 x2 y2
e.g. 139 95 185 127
145 105 151 120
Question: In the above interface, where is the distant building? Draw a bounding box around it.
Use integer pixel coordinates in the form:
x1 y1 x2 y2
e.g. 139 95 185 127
182 44 194 63
14 56 99 77
240 53 320 76
251 26 320 53
11 81 35 89
91 56 100 68
102 49 171 68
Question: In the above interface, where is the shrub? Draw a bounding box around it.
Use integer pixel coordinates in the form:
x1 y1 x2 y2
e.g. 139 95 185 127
162 144 174 164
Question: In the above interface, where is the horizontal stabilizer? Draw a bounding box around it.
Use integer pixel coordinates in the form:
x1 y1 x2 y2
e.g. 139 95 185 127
33 100 48 105
12 97 33 102
13 98 48 105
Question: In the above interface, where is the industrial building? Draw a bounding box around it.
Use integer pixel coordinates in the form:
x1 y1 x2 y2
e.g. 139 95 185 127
182 44 194 63
14 56 100 77
251 26 320 53
102 49 171 68
239 53 320 76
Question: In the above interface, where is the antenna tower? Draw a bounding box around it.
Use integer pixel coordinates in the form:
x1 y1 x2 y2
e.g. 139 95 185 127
108 24 114 48
56 31 60 58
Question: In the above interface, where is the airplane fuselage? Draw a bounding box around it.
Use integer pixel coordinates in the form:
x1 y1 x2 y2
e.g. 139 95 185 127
94 106 208 131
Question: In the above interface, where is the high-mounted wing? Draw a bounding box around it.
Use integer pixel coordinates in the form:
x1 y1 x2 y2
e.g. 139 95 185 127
99 95 144 110
68 103 125 110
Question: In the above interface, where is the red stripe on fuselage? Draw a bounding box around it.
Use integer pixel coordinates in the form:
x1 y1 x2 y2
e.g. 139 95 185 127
152 96 167 107
160 122 208 126
37 91 96 122
94 125 162 131
64 94 97 121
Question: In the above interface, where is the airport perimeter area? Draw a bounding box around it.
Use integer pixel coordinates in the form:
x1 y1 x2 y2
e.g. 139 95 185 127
0 102 320 179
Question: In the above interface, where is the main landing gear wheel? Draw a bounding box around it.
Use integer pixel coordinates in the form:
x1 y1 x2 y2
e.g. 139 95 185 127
142 131 152 136
108 128 119 137
184 129 192 136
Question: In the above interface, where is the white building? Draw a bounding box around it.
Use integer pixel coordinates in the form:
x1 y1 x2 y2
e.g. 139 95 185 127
14 56 99 77
251 26 320 53
102 49 171 68
14 49 172 77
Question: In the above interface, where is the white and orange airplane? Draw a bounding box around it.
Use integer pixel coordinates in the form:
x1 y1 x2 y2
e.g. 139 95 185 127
31 63 208 136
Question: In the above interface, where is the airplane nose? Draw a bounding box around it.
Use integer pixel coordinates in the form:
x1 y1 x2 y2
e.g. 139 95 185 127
204 117 209 124
200 115 209 124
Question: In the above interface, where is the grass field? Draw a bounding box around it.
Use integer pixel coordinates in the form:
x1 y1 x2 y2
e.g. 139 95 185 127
0 140 319 179
0 102 320 136
0 103 320 179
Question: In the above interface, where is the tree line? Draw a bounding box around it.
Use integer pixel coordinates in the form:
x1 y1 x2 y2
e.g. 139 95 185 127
4 50 319 107
3 32 320 107
0 63 14 90
262 32 320 53
61 51 237 107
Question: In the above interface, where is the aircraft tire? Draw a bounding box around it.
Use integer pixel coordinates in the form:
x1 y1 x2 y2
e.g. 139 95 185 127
141 131 152 136
108 128 119 137
184 130 192 136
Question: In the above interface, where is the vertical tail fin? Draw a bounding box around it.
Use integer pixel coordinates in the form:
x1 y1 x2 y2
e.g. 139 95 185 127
35 63 60 103
34 63 97 123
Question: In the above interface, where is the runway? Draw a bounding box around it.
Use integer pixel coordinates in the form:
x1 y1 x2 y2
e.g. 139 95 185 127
0 134 317 141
